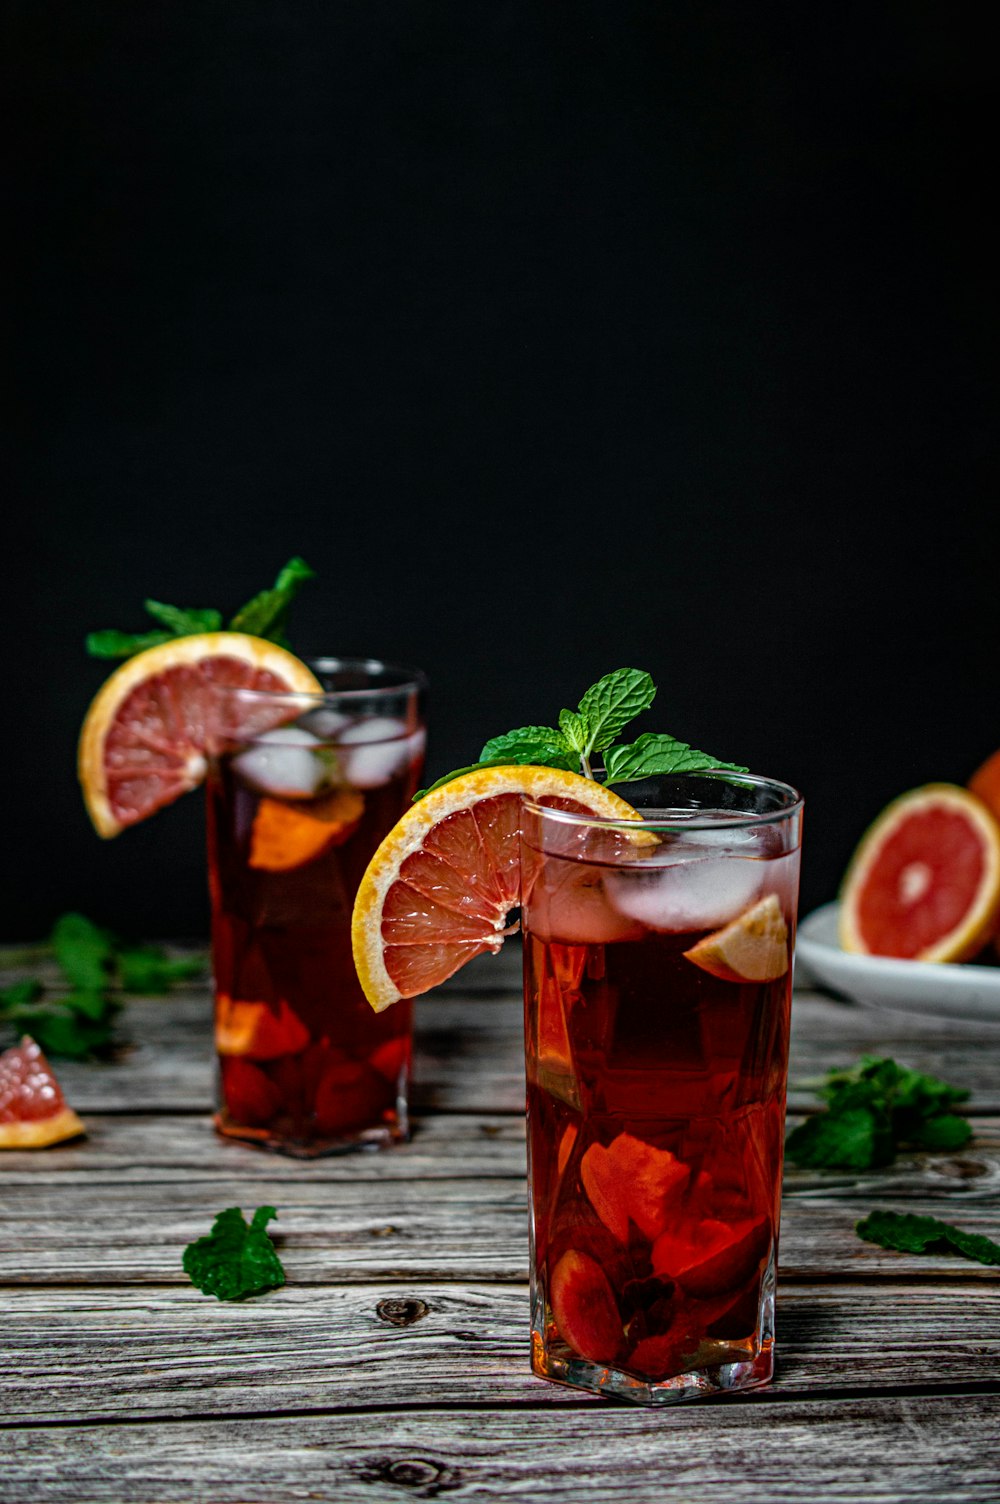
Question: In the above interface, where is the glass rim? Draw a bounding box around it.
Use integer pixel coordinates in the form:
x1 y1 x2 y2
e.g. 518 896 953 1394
216 656 428 705
524 769 804 832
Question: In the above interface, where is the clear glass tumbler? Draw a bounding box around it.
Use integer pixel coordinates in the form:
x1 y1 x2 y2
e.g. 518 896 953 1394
206 658 427 1155
520 771 803 1402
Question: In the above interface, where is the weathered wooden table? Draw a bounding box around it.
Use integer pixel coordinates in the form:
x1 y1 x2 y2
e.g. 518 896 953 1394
2 944 999 1502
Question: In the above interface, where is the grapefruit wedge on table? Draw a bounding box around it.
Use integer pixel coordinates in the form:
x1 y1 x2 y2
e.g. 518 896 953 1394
351 766 642 1011
0 1038 85 1149
78 632 323 837
839 783 1000 962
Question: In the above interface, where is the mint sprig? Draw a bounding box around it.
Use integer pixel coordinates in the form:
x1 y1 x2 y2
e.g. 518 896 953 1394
857 1210 1000 1266
182 1206 286 1300
414 667 746 799
0 913 205 1058
786 1056 971 1170
86 557 315 659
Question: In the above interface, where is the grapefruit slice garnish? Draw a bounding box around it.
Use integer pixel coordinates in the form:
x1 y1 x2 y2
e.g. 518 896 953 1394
683 892 789 982
350 766 644 1011
839 783 1000 962
78 632 323 837
0 1038 86 1149
249 788 366 871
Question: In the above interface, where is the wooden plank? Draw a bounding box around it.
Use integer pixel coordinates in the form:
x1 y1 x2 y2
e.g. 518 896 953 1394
0 1282 996 1424
1 1178 998 1284
1 1395 998 1503
31 987 1000 1115
2 1113 999 1203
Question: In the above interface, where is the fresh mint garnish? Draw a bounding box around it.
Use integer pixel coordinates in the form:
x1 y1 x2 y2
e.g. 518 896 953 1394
143 601 223 635
182 1206 286 1300
786 1056 971 1170
0 913 205 1058
413 667 745 799
576 668 657 757
856 1210 1000 1266
86 557 315 659
603 733 742 785
228 556 316 647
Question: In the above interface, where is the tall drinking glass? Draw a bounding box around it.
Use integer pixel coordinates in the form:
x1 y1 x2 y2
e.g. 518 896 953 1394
206 659 427 1156
520 772 803 1402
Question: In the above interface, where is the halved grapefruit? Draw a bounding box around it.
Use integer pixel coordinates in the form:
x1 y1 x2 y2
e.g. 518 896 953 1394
78 633 322 837
839 783 1000 961
350 766 643 1011
0 1038 86 1148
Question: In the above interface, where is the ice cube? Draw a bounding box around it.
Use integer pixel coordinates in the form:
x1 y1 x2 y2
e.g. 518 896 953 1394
606 854 766 933
529 864 646 945
337 716 409 746
298 707 352 740
232 727 336 799
339 727 426 790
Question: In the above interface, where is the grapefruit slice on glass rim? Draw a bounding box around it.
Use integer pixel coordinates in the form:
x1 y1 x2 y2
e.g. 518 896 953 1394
78 632 323 837
0 1038 86 1149
838 783 1000 962
351 765 643 1011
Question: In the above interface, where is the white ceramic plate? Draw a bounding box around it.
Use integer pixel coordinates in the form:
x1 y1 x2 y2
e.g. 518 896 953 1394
795 902 1000 1026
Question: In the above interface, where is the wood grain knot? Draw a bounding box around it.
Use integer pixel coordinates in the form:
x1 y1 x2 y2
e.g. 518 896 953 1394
376 1297 430 1327
358 1456 459 1496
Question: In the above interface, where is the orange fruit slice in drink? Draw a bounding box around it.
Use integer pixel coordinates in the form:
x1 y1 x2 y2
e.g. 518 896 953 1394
683 893 789 983
0 1038 86 1149
581 1133 690 1243
249 788 366 871
839 783 1000 961
549 1249 623 1366
351 766 643 1011
78 632 322 837
214 996 311 1060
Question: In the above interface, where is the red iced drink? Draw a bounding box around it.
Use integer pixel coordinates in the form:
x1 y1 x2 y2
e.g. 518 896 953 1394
521 775 802 1401
206 661 426 1154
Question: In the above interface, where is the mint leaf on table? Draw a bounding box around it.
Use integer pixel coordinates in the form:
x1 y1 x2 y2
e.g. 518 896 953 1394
857 1210 1000 1266
116 943 204 994
182 1207 286 1300
1 914 206 1058
783 1102 896 1170
413 667 744 800
51 913 115 991
229 556 316 645
86 556 315 659
0 980 43 1010
786 1056 972 1170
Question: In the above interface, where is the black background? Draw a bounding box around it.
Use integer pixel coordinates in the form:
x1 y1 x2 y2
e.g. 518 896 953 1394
5 3 993 941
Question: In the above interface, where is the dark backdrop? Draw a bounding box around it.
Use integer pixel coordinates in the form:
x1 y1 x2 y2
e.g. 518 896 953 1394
5 2 994 940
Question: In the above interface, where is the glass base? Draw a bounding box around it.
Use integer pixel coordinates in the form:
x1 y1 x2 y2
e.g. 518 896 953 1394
530 1263 776 1405
531 1329 773 1404
213 1111 408 1158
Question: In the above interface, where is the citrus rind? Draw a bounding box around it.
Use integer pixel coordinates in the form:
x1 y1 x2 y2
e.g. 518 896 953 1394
351 765 643 1012
78 632 323 837
839 783 1000 963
